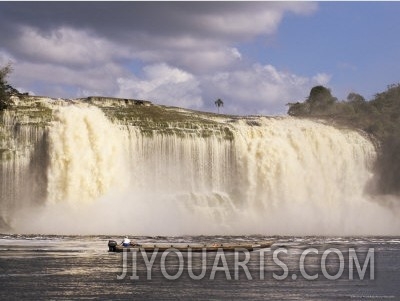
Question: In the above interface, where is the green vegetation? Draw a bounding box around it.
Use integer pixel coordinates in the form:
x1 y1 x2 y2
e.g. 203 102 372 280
0 64 16 111
287 84 400 194
102 103 235 140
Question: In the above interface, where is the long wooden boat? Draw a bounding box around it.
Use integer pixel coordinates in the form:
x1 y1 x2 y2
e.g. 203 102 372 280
108 240 273 252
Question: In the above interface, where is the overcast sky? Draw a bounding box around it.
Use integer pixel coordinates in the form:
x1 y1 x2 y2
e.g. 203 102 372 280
1 2 400 115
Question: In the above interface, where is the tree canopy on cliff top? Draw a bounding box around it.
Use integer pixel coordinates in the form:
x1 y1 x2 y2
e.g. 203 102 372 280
0 64 15 111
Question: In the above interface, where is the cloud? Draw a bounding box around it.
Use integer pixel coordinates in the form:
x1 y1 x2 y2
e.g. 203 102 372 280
201 64 330 115
312 73 332 85
0 2 317 40
0 2 320 114
116 63 202 108
6 54 128 98
0 52 12 67
13 26 129 68
114 63 331 115
0 2 317 72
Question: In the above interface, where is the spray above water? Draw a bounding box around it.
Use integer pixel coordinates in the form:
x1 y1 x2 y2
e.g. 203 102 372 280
6 104 400 235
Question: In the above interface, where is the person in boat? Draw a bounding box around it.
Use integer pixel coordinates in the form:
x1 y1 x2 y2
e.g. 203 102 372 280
122 236 131 247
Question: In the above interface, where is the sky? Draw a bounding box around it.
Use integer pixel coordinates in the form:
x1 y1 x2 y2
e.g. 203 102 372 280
1 1 400 115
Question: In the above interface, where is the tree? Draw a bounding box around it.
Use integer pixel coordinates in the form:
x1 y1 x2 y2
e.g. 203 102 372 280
347 92 367 114
287 101 310 116
0 64 13 111
286 85 338 117
215 98 224 114
306 85 337 114
347 92 365 104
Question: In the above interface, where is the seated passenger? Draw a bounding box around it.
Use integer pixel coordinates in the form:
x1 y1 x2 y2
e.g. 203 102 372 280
122 236 131 247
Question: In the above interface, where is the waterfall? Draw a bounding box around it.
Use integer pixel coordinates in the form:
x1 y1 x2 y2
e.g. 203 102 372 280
46 105 126 204
2 104 399 235
0 110 48 228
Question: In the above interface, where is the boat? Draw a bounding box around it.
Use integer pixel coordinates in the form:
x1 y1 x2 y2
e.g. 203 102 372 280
108 240 273 252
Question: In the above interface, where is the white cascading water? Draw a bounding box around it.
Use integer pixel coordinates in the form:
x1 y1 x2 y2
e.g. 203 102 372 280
46 105 127 204
0 110 48 228
12 105 400 235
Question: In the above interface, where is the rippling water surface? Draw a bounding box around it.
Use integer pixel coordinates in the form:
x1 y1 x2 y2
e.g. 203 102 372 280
1 235 399 300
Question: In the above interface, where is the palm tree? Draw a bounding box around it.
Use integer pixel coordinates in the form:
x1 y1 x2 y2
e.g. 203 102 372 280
215 98 224 114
